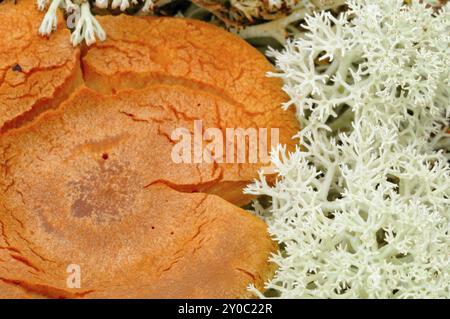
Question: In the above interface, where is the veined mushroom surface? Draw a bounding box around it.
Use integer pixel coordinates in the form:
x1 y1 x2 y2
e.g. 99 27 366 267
1 0 449 300
0 0 298 298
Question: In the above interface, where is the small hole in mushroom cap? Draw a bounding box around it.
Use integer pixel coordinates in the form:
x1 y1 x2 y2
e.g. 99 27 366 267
102 153 109 160
170 231 174 235
151 226 155 230
12 63 22 72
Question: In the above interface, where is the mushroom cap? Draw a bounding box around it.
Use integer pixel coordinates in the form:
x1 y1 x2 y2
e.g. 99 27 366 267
0 9 299 299
0 86 276 298
0 0 81 132
82 15 299 204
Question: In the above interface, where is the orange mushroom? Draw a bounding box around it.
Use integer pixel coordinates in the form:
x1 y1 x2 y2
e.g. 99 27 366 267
0 0 81 132
82 15 299 204
0 4 298 298
0 86 279 298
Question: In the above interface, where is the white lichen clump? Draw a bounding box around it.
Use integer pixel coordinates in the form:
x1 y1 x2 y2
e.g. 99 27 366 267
38 0 104 45
36 0 345 46
37 0 154 46
247 0 450 298
70 1 106 46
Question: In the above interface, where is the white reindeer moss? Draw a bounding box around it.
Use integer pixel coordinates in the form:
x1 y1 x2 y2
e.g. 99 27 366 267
247 0 450 298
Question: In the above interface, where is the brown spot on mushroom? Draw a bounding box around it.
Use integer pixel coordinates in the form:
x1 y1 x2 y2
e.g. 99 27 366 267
0 85 279 298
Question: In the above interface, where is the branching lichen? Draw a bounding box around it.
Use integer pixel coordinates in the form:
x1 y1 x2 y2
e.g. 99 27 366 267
70 1 106 45
37 0 104 45
35 0 346 46
36 0 153 45
247 0 450 298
